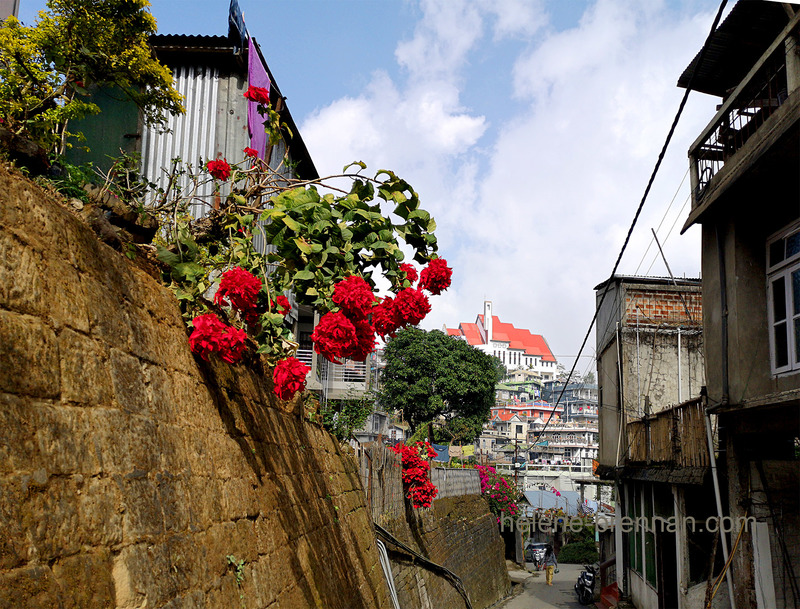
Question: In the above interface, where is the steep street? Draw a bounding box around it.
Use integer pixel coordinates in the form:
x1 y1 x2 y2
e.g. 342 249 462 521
500 564 586 609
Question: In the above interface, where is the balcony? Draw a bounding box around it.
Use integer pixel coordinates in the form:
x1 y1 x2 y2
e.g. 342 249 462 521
625 397 708 467
299 347 373 400
688 12 800 212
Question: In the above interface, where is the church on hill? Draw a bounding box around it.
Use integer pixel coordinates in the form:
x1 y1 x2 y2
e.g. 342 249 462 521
443 301 557 380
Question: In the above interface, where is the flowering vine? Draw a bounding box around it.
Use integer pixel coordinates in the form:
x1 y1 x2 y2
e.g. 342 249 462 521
390 442 439 509
475 465 521 520
148 89 453 404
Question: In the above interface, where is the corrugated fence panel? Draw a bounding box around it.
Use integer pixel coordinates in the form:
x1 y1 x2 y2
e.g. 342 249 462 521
141 65 220 219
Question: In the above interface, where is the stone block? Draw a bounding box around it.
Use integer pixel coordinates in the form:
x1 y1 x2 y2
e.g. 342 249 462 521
0 565 62 609
109 348 149 414
43 258 89 333
58 328 113 406
82 275 133 349
51 549 116 609
33 402 102 475
0 310 59 398
0 230 47 318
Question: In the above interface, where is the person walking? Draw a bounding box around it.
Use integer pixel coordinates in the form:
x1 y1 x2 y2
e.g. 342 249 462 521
543 544 558 586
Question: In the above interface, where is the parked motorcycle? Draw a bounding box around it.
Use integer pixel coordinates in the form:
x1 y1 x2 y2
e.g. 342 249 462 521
574 563 598 605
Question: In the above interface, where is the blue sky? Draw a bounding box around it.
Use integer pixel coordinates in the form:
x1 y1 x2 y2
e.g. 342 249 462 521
19 0 729 371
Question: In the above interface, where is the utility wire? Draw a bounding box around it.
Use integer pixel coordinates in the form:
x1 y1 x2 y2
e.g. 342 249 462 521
529 0 729 460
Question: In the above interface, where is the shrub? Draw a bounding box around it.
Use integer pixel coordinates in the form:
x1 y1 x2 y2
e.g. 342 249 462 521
557 541 599 564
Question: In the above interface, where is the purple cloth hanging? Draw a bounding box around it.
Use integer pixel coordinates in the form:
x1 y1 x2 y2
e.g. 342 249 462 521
247 37 271 160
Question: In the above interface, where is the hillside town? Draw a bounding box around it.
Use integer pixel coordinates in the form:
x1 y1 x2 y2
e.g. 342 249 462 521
1 1 799 609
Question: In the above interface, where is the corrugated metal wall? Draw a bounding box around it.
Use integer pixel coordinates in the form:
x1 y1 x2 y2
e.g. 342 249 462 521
140 65 221 219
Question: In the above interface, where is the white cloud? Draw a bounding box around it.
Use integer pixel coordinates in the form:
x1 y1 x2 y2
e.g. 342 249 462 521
301 1 722 367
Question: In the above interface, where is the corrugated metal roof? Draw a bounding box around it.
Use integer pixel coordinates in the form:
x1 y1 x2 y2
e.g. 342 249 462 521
677 1 797 97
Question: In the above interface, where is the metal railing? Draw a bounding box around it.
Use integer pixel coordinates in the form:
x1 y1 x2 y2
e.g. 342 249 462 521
690 21 798 201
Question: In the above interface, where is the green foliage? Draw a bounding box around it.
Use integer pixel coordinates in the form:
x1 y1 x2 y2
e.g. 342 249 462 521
0 0 183 154
557 541 599 564
379 328 502 440
154 157 440 364
43 160 96 202
226 554 246 606
319 391 376 441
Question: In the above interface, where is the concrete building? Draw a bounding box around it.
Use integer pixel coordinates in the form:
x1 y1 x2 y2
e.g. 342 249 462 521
680 2 800 607
444 301 558 379
595 275 708 609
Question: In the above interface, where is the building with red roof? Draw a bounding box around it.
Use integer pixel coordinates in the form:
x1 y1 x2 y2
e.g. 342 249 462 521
444 301 557 380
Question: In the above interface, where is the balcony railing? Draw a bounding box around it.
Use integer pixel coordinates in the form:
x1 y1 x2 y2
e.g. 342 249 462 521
625 397 708 467
690 15 800 202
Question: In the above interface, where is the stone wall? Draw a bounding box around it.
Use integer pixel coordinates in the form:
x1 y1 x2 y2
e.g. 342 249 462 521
0 164 392 608
359 445 510 609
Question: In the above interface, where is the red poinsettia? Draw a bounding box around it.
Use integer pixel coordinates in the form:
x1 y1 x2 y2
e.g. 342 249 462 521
372 296 401 339
418 258 452 295
216 325 248 363
273 356 310 400
244 147 258 158
390 442 439 509
311 311 358 364
275 295 291 316
342 317 376 362
206 158 231 181
214 267 262 316
399 263 418 285
393 288 431 326
243 85 270 105
188 313 248 364
332 275 376 319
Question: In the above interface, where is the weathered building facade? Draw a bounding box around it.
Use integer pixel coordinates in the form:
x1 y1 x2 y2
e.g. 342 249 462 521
680 2 800 607
595 276 711 609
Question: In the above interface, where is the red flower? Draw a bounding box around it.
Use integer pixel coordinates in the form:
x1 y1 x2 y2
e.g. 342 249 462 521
188 313 248 364
342 317 376 362
393 288 431 326
273 356 310 401
372 296 401 339
389 442 439 509
217 325 248 363
418 258 452 295
214 267 262 316
275 295 291 316
244 85 270 105
244 147 258 158
207 158 231 181
399 263 418 285
332 276 376 319
311 311 358 364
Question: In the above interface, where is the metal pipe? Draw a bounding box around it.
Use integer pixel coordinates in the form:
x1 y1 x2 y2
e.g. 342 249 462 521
678 327 683 403
705 411 736 609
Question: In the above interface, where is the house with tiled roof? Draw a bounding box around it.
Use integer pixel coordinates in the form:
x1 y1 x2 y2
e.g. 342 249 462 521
444 301 558 379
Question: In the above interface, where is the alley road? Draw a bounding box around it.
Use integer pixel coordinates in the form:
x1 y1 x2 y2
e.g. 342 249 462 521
498 563 587 609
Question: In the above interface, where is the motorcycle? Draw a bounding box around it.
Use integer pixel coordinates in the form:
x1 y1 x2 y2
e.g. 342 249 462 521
574 563 598 605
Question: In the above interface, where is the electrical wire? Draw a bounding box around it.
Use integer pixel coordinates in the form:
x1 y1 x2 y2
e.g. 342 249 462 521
531 0 730 461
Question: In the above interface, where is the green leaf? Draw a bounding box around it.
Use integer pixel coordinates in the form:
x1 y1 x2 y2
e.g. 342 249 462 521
343 161 367 173
293 270 315 281
306 287 319 296
294 238 313 255
282 216 301 232
173 262 206 283
156 245 181 267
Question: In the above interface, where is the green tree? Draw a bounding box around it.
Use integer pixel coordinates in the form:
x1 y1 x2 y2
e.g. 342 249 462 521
0 0 183 154
379 328 502 441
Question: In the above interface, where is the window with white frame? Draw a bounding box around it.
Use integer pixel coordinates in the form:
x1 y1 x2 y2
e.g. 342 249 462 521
767 220 800 375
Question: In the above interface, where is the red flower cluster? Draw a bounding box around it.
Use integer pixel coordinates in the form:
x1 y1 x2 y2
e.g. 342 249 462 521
188 313 248 364
418 258 452 295
332 276 376 317
273 356 310 401
393 288 431 326
244 147 258 158
311 311 376 364
399 263 418 285
243 85 270 105
214 267 262 323
275 295 291 316
390 442 438 509
207 158 231 181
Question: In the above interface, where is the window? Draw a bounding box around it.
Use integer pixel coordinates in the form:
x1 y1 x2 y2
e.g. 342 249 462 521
768 221 800 374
